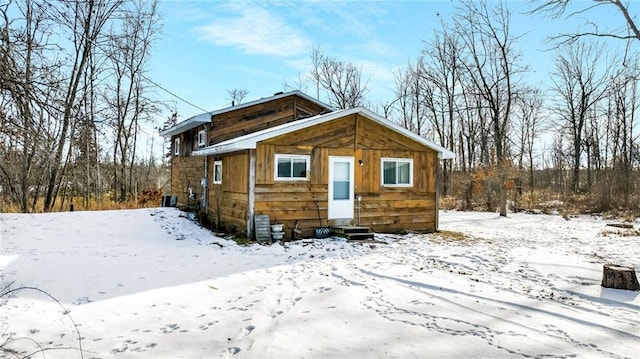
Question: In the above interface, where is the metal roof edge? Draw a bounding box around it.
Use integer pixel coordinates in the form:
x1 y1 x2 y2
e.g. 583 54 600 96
209 90 334 118
159 113 210 137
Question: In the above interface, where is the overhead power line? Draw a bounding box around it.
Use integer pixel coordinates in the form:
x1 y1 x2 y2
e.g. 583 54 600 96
142 74 209 113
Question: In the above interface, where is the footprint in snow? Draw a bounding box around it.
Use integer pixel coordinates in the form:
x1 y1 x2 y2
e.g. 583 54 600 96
72 296 93 305
111 345 128 354
271 310 284 318
160 323 179 334
226 347 241 356
241 325 255 336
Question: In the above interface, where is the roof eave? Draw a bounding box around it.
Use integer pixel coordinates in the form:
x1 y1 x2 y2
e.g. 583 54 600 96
438 150 456 160
193 139 256 157
159 113 211 137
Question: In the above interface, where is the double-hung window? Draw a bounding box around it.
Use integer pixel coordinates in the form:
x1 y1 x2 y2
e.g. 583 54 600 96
213 161 222 184
381 158 413 186
197 129 206 148
174 138 180 156
275 154 310 180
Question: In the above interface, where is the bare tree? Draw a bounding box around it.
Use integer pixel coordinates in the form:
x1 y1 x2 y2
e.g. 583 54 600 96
42 0 123 211
549 40 610 193
392 62 421 134
0 0 56 212
514 88 544 192
605 59 639 206
282 73 309 93
0 0 166 212
226 88 249 106
454 0 525 216
420 25 465 196
106 0 160 202
308 45 368 109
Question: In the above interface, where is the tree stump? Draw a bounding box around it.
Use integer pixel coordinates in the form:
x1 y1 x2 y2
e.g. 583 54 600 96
601 264 640 291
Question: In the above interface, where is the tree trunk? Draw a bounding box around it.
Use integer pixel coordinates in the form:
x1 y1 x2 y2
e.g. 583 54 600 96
601 264 639 291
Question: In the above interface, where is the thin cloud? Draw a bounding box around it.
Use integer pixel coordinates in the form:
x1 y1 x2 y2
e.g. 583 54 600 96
299 1 396 58
196 3 310 57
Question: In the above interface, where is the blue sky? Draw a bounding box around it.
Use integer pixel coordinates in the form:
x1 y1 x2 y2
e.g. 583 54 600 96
148 0 626 124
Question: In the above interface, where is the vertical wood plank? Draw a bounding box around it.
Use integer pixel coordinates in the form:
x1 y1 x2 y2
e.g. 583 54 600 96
247 149 256 238
355 148 363 193
371 150 381 192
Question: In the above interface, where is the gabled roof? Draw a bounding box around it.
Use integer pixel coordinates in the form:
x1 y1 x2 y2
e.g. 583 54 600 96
193 107 456 159
159 90 333 137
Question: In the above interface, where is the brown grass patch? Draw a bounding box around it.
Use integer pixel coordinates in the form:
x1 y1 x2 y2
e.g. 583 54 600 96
432 230 468 241
0 190 163 214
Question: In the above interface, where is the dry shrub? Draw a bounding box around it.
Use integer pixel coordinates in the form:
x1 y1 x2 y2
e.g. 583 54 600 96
138 188 163 207
439 195 459 210
0 197 22 213
471 167 495 197
0 188 165 214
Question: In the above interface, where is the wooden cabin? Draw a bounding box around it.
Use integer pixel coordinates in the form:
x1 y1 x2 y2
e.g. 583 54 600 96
160 91 455 240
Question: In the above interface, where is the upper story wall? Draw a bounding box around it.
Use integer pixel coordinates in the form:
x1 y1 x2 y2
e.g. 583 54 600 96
170 94 330 158
209 96 329 145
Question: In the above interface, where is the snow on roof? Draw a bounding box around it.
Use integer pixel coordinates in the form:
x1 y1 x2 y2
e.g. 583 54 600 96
159 90 333 137
193 107 456 159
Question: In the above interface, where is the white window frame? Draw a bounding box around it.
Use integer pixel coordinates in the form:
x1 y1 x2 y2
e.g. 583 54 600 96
174 137 180 156
381 157 413 187
274 154 310 181
213 161 222 184
198 129 206 148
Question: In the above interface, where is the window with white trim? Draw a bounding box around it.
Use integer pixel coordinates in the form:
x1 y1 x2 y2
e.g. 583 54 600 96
174 137 180 156
381 158 413 186
275 154 310 180
197 129 206 148
213 161 222 184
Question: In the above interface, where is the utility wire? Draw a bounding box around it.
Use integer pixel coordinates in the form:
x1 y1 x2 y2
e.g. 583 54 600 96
142 74 209 113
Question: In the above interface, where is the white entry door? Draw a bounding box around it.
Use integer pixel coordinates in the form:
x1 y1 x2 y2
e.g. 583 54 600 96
328 156 354 219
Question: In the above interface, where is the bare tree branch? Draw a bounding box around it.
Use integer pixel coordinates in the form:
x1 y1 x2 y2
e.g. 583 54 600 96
530 0 640 42
308 45 368 109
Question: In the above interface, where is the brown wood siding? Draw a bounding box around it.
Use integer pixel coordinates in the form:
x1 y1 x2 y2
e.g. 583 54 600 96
357 117 428 151
252 115 440 238
206 152 249 234
255 183 326 217
173 125 208 157
211 96 329 145
170 155 205 206
264 115 356 148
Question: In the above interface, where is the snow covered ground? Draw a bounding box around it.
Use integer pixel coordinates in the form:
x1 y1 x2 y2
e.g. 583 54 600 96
1 208 638 358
